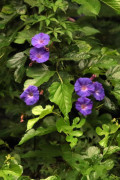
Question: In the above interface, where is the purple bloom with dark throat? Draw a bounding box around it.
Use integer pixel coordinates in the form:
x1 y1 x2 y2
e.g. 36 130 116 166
30 47 49 63
31 33 50 48
75 97 93 116
93 82 105 101
74 78 95 97
20 85 39 105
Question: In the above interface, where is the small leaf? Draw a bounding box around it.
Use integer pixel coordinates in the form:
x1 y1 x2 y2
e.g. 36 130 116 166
27 105 54 130
99 136 109 147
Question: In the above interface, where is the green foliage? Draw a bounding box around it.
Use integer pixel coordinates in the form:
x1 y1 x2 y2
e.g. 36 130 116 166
24 67 55 89
1 0 120 179
49 80 74 118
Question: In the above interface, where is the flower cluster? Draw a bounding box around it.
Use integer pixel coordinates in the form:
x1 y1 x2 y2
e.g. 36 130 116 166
20 85 39 106
30 33 50 63
74 77 105 116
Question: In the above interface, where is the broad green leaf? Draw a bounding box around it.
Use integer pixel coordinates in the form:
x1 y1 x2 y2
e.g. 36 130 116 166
27 105 54 130
49 80 74 117
14 29 37 44
80 26 100 36
72 0 101 15
0 163 23 180
56 118 70 133
101 159 114 170
101 0 120 13
27 117 39 131
24 0 39 7
1 5 14 15
62 148 89 173
112 84 120 103
32 105 54 116
24 67 55 89
103 146 120 155
19 126 56 145
7 52 27 83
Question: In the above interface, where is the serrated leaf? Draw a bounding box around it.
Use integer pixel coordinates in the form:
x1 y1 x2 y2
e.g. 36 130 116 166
49 80 74 117
27 105 54 130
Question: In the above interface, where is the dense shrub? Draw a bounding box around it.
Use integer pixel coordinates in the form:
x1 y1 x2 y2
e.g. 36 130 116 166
1 0 120 179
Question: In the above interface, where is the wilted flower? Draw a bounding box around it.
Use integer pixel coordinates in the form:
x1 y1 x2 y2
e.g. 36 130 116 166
20 85 39 105
31 33 50 48
74 78 95 97
93 82 105 101
75 97 93 116
30 47 49 63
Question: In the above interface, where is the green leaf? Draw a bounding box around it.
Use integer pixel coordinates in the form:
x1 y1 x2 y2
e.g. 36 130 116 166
27 105 54 130
73 0 101 15
1 5 14 15
19 126 56 145
7 52 27 83
0 162 23 179
49 80 74 117
14 29 37 44
24 67 55 89
41 175 61 180
66 136 78 148
0 139 5 145
101 0 120 13
24 0 39 7
116 133 120 147
104 146 120 155
101 159 114 170
99 136 109 147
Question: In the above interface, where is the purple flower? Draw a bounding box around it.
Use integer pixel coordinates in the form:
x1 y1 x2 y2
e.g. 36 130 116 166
20 85 39 105
75 97 93 116
93 82 105 101
31 33 50 48
30 47 49 63
74 78 95 97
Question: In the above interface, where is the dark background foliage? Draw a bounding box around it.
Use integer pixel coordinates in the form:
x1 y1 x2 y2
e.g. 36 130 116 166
1 0 120 179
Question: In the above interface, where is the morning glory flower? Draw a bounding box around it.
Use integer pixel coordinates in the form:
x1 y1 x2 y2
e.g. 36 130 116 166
30 47 49 63
74 78 95 97
93 82 105 101
75 97 93 116
20 85 39 105
31 33 50 48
